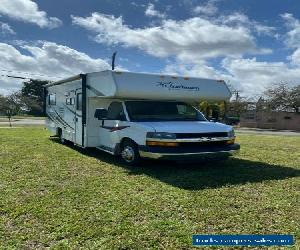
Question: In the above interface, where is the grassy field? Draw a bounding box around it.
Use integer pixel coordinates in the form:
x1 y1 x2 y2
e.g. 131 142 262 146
0 128 299 249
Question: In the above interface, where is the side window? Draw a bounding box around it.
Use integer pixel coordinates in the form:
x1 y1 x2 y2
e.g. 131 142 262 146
177 104 194 115
66 97 75 105
76 93 82 111
177 104 187 114
48 94 56 105
107 102 126 120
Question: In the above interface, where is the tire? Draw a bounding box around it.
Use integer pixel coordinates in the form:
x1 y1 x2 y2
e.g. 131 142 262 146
57 128 65 144
120 140 141 166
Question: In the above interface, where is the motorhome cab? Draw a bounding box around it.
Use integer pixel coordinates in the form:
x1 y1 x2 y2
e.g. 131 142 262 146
45 70 240 165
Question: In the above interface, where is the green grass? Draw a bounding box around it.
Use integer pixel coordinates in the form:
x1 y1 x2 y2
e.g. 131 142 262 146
0 128 299 249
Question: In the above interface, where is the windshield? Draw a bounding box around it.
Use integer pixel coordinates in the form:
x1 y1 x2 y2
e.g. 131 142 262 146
125 101 207 122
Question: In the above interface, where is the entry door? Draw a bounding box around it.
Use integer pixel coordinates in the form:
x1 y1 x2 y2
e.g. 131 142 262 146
98 102 127 152
75 91 83 145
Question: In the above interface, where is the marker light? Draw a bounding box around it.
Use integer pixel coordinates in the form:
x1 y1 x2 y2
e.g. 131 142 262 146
146 141 179 147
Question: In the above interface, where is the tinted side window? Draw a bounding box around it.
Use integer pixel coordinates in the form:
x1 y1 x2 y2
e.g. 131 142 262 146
107 102 126 120
66 97 75 105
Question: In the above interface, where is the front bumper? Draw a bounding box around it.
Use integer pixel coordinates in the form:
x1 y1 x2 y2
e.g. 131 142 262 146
139 143 240 160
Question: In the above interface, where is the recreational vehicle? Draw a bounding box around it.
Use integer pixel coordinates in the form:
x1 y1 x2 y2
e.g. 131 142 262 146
44 70 240 165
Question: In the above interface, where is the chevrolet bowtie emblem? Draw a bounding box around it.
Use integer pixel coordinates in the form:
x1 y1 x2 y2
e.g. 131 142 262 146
200 137 210 141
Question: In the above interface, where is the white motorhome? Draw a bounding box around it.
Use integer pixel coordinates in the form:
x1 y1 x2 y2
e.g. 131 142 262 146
45 70 240 165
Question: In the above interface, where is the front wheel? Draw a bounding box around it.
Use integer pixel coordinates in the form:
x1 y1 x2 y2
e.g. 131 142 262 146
120 140 141 166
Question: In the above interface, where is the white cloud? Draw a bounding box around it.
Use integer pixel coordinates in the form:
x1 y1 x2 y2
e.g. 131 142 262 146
69 11 300 97
72 12 282 97
0 78 21 95
281 13 300 66
164 60 220 79
0 42 110 94
254 24 276 36
219 12 276 36
221 57 300 95
0 0 62 28
163 56 300 97
0 22 15 35
193 0 218 16
289 48 300 65
281 13 300 48
72 13 268 62
130 2 146 7
145 3 166 19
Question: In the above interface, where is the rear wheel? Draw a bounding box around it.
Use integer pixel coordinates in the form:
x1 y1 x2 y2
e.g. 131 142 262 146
57 128 65 144
120 140 140 166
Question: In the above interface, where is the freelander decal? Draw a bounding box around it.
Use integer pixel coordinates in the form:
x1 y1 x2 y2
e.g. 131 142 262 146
155 81 200 91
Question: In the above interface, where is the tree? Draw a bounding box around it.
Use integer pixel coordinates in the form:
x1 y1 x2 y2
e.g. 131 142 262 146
0 94 9 115
225 84 249 118
20 79 49 115
264 83 300 113
290 85 300 113
0 93 24 116
198 101 227 121
218 101 226 120
6 92 24 115
199 101 211 118
227 99 248 117
210 103 220 120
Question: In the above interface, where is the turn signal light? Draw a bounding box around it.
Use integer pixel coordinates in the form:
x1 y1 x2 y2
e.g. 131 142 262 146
146 141 179 147
226 138 235 144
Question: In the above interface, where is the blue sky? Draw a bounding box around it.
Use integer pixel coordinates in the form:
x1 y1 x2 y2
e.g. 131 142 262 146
0 0 300 96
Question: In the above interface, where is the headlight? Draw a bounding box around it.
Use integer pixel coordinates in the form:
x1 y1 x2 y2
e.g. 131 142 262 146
227 129 235 138
146 132 176 139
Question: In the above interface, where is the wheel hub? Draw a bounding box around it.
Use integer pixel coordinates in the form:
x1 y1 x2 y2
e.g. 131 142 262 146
121 146 135 162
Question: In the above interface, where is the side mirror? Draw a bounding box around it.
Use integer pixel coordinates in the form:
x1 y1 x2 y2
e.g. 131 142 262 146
94 108 108 120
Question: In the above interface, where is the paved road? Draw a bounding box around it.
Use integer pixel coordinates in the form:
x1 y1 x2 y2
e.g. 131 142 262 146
236 128 300 136
0 118 45 126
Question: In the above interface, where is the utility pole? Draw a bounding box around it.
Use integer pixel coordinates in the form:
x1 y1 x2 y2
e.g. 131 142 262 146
6 109 12 128
231 90 240 101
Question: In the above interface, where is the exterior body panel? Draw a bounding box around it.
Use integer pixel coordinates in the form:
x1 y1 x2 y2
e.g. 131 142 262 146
45 70 239 163
85 70 231 101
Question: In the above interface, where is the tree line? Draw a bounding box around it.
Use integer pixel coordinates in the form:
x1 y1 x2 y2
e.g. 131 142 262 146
0 79 49 117
198 83 299 123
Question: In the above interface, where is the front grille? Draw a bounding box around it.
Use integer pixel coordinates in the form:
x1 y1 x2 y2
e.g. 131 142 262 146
178 140 228 149
175 132 228 138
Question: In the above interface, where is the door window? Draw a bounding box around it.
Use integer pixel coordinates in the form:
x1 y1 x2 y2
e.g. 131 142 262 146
107 102 126 120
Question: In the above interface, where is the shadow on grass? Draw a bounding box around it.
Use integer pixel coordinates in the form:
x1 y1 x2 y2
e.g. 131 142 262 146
51 138 300 190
